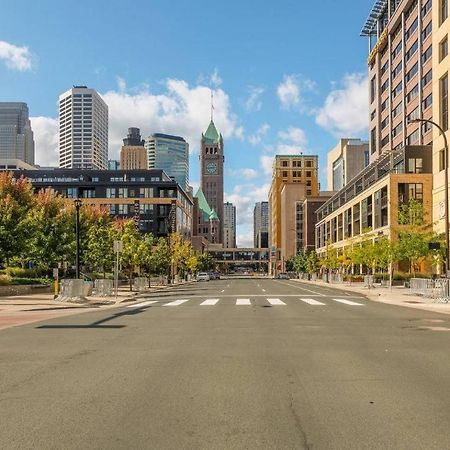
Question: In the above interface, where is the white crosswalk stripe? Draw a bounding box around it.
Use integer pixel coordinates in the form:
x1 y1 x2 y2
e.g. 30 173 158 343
163 299 190 307
127 300 158 308
300 298 325 306
332 298 364 306
267 298 286 305
236 298 251 305
200 299 220 306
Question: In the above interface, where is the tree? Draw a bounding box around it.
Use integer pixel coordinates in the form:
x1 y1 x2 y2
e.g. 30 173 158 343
292 253 308 273
150 237 171 277
197 252 215 271
306 251 320 274
0 172 34 265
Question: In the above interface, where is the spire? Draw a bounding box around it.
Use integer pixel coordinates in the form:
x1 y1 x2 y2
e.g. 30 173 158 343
203 120 220 144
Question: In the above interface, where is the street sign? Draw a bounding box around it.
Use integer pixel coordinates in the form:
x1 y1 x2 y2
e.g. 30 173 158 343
114 240 123 252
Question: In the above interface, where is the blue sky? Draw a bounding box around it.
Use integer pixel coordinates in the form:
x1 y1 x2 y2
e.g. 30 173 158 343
0 0 373 246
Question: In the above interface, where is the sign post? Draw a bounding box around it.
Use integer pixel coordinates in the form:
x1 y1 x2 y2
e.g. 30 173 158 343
113 240 124 298
53 268 59 299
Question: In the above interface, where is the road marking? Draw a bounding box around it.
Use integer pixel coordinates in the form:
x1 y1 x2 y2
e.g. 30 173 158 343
262 289 266 292
221 289 225 293
300 298 326 306
267 298 286 305
127 300 158 308
163 299 190 307
333 298 364 306
200 299 219 306
236 298 251 305
274 280 326 297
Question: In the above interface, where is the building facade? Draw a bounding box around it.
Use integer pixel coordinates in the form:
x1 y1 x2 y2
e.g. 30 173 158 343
0 102 34 165
145 133 189 191
253 201 269 248
59 86 108 170
12 168 193 239
198 121 224 245
223 202 236 248
327 139 369 191
120 128 147 170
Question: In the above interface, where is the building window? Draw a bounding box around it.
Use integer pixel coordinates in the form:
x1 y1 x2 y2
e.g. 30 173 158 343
392 122 403 138
440 36 448 61
422 69 432 87
282 171 288 178
370 77 376 103
421 22 432 41
281 160 288 167
392 81 403 98
381 79 390 93
405 40 418 61
421 45 432 64
441 73 449 131
441 0 448 24
440 149 446 171
422 93 432 110
408 157 423 173
405 63 418 83
406 84 419 104
106 188 116 198
370 127 377 154
391 61 402 80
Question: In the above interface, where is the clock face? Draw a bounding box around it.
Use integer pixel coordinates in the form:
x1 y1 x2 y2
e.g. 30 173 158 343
206 162 218 174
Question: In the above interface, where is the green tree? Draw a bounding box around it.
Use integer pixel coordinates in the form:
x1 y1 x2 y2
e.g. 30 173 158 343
306 250 320 274
292 253 308 273
150 237 171 277
197 252 215 271
0 172 34 265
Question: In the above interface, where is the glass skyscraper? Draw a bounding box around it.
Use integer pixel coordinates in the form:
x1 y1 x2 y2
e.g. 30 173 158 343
145 133 189 191
0 102 35 165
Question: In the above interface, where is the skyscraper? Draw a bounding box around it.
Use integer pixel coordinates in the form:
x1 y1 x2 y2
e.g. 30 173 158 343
120 127 147 170
59 86 108 170
199 120 224 244
254 201 269 248
223 202 236 248
0 102 34 165
145 133 189 190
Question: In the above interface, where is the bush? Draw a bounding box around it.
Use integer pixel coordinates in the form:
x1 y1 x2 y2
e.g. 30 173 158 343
0 274 12 286
11 277 51 285
393 272 430 281
343 274 364 282
5 267 39 278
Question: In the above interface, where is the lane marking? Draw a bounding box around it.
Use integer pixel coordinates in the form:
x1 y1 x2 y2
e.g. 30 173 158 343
267 298 286 305
333 298 364 306
300 298 326 306
236 298 251 305
221 289 225 293
273 280 327 297
127 300 158 308
200 299 220 306
163 299 190 307
262 289 266 292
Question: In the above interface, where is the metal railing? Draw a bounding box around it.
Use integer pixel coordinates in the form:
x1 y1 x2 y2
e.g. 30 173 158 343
410 278 450 303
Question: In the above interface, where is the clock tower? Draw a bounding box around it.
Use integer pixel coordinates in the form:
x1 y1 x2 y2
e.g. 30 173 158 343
199 120 224 244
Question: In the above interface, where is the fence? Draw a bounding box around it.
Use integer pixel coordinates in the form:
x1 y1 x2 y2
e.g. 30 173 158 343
410 278 450 303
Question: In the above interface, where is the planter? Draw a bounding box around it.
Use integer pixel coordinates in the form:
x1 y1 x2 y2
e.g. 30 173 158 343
0 284 52 297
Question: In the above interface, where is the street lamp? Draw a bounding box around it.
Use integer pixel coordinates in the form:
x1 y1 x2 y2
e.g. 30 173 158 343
74 198 82 279
410 118 449 275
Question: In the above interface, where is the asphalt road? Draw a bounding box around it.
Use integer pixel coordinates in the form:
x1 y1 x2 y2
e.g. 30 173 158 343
1 278 450 450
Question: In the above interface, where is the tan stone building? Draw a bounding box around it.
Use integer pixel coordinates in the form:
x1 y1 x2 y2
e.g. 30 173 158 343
120 127 147 170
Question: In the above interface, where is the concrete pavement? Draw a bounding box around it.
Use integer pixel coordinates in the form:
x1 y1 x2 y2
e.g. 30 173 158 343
1 278 450 449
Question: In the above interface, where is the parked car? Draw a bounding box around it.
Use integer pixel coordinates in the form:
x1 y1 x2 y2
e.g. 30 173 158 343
276 273 290 280
209 272 220 280
197 272 210 282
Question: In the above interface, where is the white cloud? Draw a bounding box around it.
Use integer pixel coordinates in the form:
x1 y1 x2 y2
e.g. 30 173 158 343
117 76 127 92
248 122 270 146
225 183 271 247
210 68 222 87
0 40 34 71
277 75 300 110
244 85 265 112
315 73 368 137
278 127 307 146
229 168 258 179
30 117 59 166
102 78 243 159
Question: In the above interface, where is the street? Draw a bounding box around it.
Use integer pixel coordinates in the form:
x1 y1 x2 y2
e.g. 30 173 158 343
1 278 450 449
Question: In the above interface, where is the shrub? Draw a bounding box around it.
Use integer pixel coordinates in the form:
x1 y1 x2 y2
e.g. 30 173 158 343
5 267 39 278
0 274 12 286
11 277 51 285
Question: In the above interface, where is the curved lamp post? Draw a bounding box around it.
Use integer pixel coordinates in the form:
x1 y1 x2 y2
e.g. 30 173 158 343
410 118 449 275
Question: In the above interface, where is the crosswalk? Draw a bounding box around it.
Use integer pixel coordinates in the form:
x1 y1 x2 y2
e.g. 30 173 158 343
127 297 365 308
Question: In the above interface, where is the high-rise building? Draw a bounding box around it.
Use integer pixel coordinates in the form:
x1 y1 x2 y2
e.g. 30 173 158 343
268 155 319 253
253 201 269 248
362 0 434 164
198 120 225 244
108 160 120 170
59 86 108 170
327 139 369 191
0 102 34 165
223 202 236 248
120 128 147 170
145 133 189 191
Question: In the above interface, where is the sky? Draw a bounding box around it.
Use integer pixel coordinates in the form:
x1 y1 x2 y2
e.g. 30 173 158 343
0 0 374 247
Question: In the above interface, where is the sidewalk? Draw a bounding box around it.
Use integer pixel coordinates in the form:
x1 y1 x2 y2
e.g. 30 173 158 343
293 278 450 315
0 280 193 330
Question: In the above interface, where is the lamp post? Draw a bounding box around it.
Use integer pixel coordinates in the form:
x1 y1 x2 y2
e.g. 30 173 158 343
74 198 82 279
410 118 449 275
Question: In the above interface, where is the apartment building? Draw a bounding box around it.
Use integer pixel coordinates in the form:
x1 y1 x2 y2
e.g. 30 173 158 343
59 86 108 170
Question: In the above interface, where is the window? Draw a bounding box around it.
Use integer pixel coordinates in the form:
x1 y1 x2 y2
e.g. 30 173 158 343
421 22 432 41
405 18 418 41
406 84 419 103
440 36 448 61
392 102 402 119
406 129 420 145
392 42 402 59
440 149 446 171
381 61 389 76
118 188 128 198
370 77 376 103
381 98 388 112
306 160 313 167
441 73 449 131
281 160 288 167
293 160 302 168
422 69 432 87
407 106 420 122
441 0 448 24
408 157 423 173
392 81 403 98
422 93 433 110
422 45 432 64
381 135 390 147
370 127 377 154
282 171 288 177
106 188 116 198
392 122 403 138
421 0 432 17
405 63 418 83
381 116 389 130
392 62 402 80
306 171 312 177
381 79 390 93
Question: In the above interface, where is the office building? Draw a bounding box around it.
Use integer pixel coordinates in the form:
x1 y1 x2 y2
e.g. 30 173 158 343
145 133 189 191
59 86 108 170
0 102 34 165
10 168 193 239
254 201 269 248
108 160 120 170
327 139 369 191
120 128 147 170
223 202 236 248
